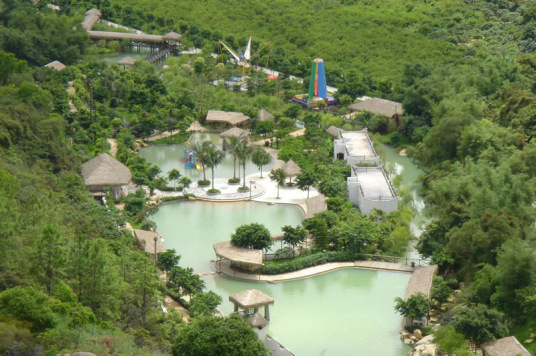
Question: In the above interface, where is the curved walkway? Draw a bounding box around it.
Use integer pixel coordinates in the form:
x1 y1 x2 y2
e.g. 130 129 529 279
216 260 414 283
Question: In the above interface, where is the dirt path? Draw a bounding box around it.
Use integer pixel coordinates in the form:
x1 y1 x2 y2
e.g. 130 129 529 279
107 138 118 157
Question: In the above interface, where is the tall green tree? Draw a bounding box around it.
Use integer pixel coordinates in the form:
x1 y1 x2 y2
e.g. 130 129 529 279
269 168 286 199
231 223 273 251
251 148 272 178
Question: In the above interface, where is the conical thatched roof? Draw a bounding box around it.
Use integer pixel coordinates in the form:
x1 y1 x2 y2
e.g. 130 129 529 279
206 110 250 126
81 153 131 187
282 159 301 176
163 31 182 41
326 126 340 139
248 312 268 328
117 56 136 66
187 120 206 132
44 60 66 72
220 126 250 139
258 108 274 122
229 289 274 309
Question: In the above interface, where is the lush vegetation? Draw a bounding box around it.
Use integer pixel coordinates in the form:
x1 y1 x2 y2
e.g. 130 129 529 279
4 0 536 353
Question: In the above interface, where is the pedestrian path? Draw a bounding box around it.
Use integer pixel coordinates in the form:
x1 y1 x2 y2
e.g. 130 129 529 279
216 260 414 283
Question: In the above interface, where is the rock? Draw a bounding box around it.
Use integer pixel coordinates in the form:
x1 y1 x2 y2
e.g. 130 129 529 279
398 148 407 156
404 338 414 345
422 344 437 356
413 329 423 340
531 332 536 338
525 338 533 343
416 334 434 346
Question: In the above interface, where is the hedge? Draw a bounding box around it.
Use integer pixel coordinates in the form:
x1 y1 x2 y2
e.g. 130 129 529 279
260 251 355 274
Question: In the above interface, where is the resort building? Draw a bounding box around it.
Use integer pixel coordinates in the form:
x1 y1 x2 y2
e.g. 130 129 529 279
347 165 398 215
333 128 380 165
81 153 132 200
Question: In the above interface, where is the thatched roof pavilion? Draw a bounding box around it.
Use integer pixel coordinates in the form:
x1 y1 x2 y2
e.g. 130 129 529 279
482 336 530 356
206 110 250 127
258 108 274 122
134 229 165 255
326 126 340 139
220 127 250 149
88 31 165 43
404 265 438 301
81 153 131 199
281 159 301 184
213 241 263 272
44 60 66 72
229 289 274 320
220 127 251 139
117 56 136 69
348 98 403 118
305 194 327 218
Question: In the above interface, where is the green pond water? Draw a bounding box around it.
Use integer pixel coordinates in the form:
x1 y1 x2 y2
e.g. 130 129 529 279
140 132 273 180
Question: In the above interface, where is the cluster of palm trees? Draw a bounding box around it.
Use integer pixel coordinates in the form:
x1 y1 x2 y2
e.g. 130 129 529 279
192 134 254 192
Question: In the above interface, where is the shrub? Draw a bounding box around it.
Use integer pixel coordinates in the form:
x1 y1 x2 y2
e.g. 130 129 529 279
228 177 240 184
197 179 210 186
207 189 220 195
261 251 354 274
238 186 249 192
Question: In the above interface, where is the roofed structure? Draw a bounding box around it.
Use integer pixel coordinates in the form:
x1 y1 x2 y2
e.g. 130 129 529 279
220 127 251 139
348 97 404 118
282 159 301 177
482 336 530 356
258 108 274 121
82 8 101 31
162 31 182 41
206 110 250 127
305 194 327 218
230 289 274 309
44 60 66 72
248 312 268 329
404 265 438 300
187 120 207 132
348 165 397 215
134 229 166 255
334 129 379 165
81 153 131 199
213 241 263 271
88 31 166 43
117 56 136 68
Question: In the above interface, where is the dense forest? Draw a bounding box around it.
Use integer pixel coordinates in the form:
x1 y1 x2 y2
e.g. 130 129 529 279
2 0 536 354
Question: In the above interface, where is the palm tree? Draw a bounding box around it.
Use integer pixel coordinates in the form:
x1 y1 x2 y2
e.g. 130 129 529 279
269 168 287 199
193 141 212 182
206 145 225 190
226 136 242 180
235 138 254 188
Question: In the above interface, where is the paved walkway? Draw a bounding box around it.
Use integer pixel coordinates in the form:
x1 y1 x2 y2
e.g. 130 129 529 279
216 260 413 283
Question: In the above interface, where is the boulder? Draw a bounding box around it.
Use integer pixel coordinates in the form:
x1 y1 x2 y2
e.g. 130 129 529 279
413 329 423 340
421 344 437 356
416 334 434 346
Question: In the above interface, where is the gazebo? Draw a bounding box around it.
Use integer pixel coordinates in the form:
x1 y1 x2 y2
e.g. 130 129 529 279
220 127 251 150
258 108 274 122
134 229 165 256
282 159 301 184
305 194 327 218
229 289 274 321
187 120 206 132
213 241 263 276
206 110 250 128
348 97 404 127
117 56 136 69
81 153 132 199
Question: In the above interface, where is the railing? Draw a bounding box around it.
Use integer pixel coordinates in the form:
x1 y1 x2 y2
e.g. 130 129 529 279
356 253 424 266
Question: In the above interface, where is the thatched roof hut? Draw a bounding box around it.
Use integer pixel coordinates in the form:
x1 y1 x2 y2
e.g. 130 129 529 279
220 127 251 139
230 289 274 309
187 120 206 132
283 160 301 176
305 194 327 218
348 98 403 118
82 8 101 31
213 241 263 270
44 60 66 72
206 110 250 127
248 312 268 329
258 108 274 122
326 126 340 139
134 229 166 255
482 336 530 356
117 56 136 68
82 153 131 187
